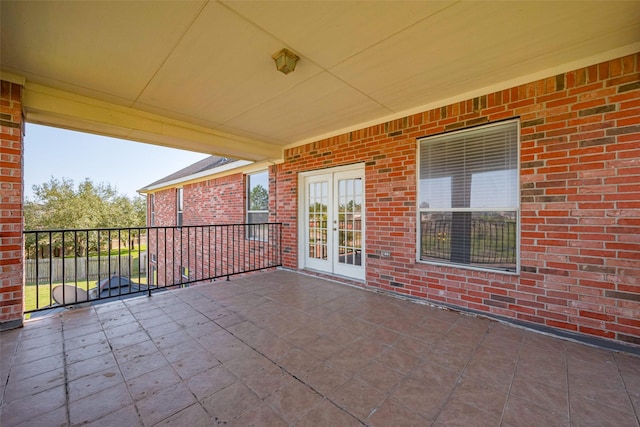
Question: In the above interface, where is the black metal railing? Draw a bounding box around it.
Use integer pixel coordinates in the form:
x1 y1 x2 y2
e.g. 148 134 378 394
23 223 282 314
421 218 516 269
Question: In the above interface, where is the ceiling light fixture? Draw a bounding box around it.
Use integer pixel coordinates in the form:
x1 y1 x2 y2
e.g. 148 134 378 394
272 48 300 75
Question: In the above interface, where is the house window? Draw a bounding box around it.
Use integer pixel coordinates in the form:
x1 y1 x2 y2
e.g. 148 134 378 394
247 171 269 240
176 188 183 227
418 120 519 273
151 266 157 286
150 194 155 226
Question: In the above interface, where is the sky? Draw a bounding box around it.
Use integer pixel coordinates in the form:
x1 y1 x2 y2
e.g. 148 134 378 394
24 124 211 201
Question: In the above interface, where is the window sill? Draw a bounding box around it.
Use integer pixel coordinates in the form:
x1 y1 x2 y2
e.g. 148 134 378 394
416 258 520 276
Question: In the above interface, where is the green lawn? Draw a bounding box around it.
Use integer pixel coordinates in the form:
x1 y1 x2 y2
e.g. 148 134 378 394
24 280 93 313
24 275 148 318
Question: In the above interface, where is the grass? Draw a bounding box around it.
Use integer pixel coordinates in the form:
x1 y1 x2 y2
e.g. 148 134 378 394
24 243 151 318
24 280 93 314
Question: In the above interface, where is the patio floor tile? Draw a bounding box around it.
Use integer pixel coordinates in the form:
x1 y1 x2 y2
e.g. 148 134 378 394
502 394 569 427
11 406 68 427
354 360 404 395
265 379 323 423
201 381 261 423
232 400 289 426
446 376 507 419
135 381 197 426
1 385 66 426
69 383 134 425
367 397 424 427
84 404 142 427
2 365 65 403
296 399 363 427
329 377 387 420
302 362 351 396
433 399 501 427
126 365 183 401
509 376 569 419
152 403 211 427
2 269 640 426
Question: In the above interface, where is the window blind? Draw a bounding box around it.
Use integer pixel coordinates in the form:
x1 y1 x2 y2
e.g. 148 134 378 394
419 121 518 210
418 120 519 273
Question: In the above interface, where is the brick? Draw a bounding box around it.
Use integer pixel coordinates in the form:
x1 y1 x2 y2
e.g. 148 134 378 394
16 56 640 343
577 104 617 117
0 80 23 324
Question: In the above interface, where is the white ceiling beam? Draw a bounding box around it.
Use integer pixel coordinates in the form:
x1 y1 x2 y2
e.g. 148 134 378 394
21 83 282 162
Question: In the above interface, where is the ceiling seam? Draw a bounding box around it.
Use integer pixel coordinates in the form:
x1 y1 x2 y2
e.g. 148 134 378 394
131 0 210 108
214 1 355 123
328 0 461 70
319 0 462 113
216 0 394 127
216 0 461 125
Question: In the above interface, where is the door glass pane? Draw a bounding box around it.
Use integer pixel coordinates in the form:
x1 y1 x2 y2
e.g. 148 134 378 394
308 182 328 260
337 178 362 266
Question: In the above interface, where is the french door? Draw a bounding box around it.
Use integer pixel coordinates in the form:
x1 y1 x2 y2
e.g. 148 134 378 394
301 165 364 280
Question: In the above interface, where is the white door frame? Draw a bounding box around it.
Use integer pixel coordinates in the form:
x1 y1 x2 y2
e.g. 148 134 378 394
298 163 365 280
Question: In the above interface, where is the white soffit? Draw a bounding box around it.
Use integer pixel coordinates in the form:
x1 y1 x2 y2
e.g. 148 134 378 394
0 1 206 105
1 1 639 157
134 1 323 126
223 1 456 69
221 72 391 143
330 1 640 112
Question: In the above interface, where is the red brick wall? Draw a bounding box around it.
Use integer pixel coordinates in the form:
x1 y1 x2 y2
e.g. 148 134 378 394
184 173 245 225
0 80 24 329
149 173 246 226
148 172 250 285
277 53 640 345
151 187 178 227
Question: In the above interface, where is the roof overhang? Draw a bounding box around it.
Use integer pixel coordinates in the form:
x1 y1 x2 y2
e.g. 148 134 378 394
2 1 639 160
21 83 282 162
137 159 254 194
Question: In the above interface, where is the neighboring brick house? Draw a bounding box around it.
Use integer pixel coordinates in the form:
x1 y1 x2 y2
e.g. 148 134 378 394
139 156 274 286
143 53 640 348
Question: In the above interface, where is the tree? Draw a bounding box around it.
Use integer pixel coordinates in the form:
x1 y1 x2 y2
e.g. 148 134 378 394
24 177 147 257
249 184 268 211
25 177 146 229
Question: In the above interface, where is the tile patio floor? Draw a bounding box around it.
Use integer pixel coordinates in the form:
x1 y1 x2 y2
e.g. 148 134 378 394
1 269 639 426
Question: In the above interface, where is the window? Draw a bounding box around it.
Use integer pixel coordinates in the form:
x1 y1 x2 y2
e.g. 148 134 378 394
151 266 157 286
150 194 155 226
176 188 183 227
247 171 269 240
418 120 519 273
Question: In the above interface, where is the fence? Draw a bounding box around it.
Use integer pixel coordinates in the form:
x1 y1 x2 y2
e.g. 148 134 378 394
25 254 147 284
23 223 282 314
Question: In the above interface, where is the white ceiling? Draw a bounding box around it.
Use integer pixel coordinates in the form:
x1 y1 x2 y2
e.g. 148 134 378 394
1 1 639 161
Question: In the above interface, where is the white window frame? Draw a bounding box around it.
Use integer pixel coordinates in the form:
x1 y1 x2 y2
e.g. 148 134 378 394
150 265 157 286
416 120 520 274
246 171 269 240
176 188 183 227
150 194 155 226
